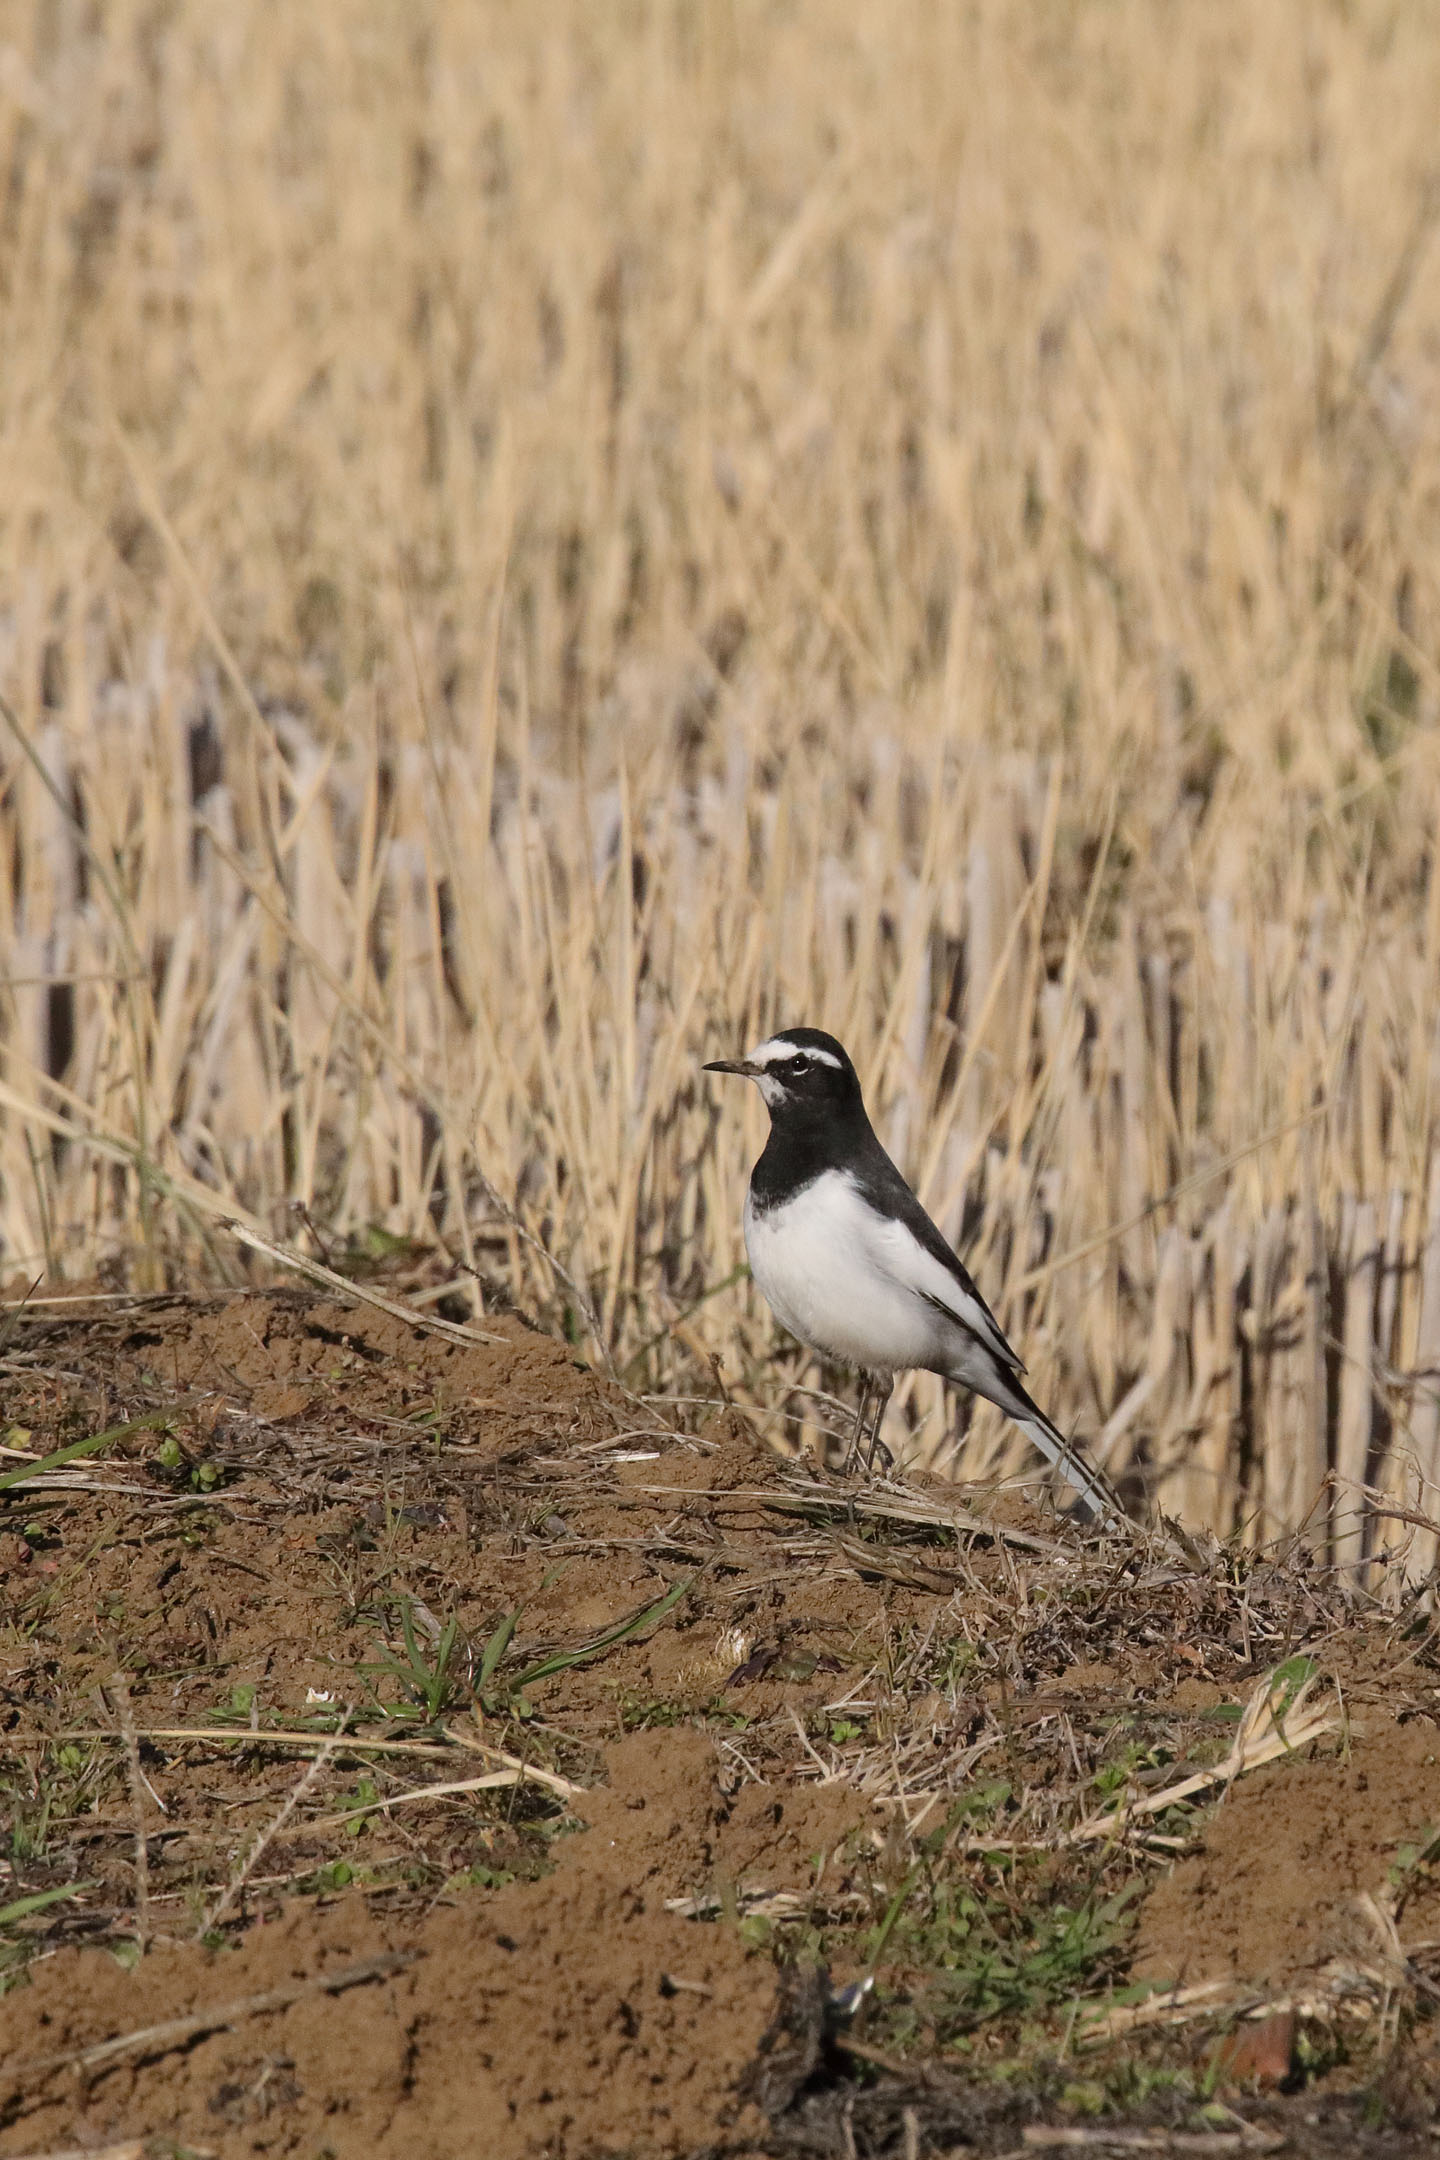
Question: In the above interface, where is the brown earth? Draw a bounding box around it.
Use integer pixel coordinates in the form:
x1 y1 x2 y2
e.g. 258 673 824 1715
3 1281 1440 2156
1137 1712 1440 1993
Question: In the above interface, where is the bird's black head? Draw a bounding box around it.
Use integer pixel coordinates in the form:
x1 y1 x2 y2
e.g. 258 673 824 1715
703 1026 865 1123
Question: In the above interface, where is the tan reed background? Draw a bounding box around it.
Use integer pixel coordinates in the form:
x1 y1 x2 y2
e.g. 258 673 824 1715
4 1 1440 1567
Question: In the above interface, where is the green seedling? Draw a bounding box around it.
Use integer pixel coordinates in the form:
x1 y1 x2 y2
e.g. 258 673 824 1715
210 1682 258 1725
156 1434 224 1490
317 1861 355 1890
337 1779 380 1835
364 1596 468 1722
619 1691 750 1731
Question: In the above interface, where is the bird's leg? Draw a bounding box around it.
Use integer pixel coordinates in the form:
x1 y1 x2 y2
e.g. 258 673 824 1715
862 1375 895 1474
844 1376 873 1475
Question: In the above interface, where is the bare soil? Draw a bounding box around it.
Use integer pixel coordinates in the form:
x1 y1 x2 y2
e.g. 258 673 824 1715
4 1281 1440 2156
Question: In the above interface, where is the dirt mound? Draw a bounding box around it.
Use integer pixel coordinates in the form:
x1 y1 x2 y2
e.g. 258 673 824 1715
15 1285 623 1456
1 1735 778 2159
1136 1711 1440 1993
7 1283 1440 2156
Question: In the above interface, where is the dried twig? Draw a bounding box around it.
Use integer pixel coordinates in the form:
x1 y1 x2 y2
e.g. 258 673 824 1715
1018 2128 1282 2153
59 1725 460 1759
441 1726 583 1799
223 1217 503 1349
299 1765 569 1834
1 2143 185 2160
197 1721 348 1936
725 1480 1070 1556
54 1722 583 1802
1076 1980 1243 2043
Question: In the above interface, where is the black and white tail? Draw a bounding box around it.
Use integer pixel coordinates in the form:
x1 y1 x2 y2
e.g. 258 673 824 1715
976 1368 1126 1528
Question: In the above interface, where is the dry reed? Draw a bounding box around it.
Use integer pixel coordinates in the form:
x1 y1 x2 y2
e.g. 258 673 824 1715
5 3 1440 1558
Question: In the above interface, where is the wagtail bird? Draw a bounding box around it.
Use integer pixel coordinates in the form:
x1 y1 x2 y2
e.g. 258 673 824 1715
705 1027 1125 1526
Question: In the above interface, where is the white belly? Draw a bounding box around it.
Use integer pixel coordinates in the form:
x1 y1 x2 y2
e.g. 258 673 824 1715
743 1171 947 1375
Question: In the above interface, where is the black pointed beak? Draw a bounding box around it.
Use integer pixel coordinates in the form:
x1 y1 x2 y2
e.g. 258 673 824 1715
703 1057 758 1078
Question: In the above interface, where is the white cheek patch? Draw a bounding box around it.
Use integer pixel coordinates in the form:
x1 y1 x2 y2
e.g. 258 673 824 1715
755 1071 787 1108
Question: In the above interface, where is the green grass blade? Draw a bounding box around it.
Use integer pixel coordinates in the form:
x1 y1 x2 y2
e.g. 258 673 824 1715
478 1608 520 1690
866 1864 921 1967
513 1575 695 1690
0 1881 98 1927
0 1414 171 1494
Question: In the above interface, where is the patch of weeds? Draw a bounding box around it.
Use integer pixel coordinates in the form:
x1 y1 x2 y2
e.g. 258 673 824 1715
893 1870 1138 2041
1097 2058 1194 2111
462 1862 516 1889
362 1595 470 1723
1091 1737 1175 1801
700 1695 752 1730
618 1692 689 1730
932 1637 982 1692
858 1793 1141 2058
7 1739 111 1860
1288 2017 1351 2088
1058 2079 1107 2114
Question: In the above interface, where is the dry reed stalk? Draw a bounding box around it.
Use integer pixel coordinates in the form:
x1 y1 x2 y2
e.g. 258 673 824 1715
4 4 1440 1552
1405 1160 1440 1580
1335 1196 1381 1570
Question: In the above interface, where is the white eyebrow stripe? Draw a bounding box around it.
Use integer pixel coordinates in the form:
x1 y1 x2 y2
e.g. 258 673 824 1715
749 1037 843 1070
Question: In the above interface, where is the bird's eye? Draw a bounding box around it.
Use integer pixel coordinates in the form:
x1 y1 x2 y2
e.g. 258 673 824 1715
787 1055 811 1075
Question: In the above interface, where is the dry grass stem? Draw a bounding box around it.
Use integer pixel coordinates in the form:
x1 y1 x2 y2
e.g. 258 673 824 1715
1071 1665 1342 1846
223 1217 503 1348
197 1725 347 1938
103 1670 150 1955
300 1765 569 1836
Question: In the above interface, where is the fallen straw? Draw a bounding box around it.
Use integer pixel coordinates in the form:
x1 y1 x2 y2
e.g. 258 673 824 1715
1068 1660 1340 1847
